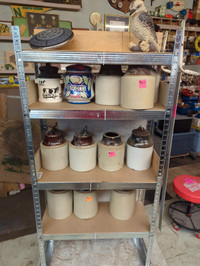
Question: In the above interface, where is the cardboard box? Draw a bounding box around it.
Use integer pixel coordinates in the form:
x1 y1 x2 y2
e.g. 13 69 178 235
193 0 200 9
193 9 200 20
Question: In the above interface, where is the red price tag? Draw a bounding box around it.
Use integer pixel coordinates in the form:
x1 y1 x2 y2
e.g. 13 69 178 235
139 79 147 88
109 151 116 157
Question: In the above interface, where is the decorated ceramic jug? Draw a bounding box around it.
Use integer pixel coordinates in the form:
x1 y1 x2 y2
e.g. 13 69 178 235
64 64 94 104
35 63 63 103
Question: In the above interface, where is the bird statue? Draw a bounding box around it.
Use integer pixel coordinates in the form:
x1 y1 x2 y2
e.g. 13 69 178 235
128 0 159 52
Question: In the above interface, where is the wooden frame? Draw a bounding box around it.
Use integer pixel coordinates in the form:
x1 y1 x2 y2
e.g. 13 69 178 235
0 21 12 36
104 14 130 32
5 50 34 71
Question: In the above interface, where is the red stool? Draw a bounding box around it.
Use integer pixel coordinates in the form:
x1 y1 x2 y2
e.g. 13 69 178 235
168 175 200 239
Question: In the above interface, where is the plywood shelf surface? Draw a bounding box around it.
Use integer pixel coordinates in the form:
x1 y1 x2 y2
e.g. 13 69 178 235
42 202 150 240
38 164 157 190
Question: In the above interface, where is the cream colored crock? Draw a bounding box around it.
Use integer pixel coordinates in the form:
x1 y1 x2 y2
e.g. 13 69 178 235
47 190 72 220
69 142 97 172
121 75 156 109
95 75 121 105
74 190 98 219
98 142 125 172
40 141 68 171
109 190 136 220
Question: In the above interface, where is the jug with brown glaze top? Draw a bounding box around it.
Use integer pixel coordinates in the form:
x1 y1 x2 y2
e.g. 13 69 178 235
69 126 97 172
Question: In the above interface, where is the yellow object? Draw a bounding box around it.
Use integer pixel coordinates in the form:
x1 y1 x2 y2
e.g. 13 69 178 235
10 5 51 18
195 36 200 52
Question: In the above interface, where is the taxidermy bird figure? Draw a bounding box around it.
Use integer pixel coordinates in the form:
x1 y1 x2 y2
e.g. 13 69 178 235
129 0 159 52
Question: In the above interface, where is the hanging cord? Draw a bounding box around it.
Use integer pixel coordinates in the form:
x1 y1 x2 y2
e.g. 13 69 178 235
161 20 200 76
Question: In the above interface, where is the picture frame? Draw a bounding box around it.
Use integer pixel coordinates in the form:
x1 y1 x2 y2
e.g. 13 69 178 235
0 21 12 35
59 20 72 30
13 17 29 37
104 14 130 32
5 50 34 71
26 12 59 36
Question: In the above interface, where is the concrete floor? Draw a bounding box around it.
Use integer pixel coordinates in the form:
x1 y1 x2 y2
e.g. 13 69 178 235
0 198 199 266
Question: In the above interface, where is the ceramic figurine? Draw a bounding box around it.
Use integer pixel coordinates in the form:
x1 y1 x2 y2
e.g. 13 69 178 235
128 0 159 52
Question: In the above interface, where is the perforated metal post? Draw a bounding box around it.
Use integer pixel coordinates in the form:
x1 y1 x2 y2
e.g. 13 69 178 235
11 26 47 266
145 30 183 266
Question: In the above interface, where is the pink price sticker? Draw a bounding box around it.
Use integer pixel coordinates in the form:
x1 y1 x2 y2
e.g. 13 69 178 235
184 178 195 184
139 79 147 89
109 151 116 157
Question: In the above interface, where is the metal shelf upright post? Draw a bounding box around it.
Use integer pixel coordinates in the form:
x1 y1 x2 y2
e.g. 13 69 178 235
11 25 183 266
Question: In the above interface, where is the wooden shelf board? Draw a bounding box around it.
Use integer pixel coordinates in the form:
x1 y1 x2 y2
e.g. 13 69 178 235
0 35 30 42
38 164 157 186
42 202 150 239
30 101 165 112
0 70 35 74
0 0 81 10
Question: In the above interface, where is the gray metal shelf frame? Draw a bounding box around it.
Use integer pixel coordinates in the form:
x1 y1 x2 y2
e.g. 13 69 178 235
11 25 183 266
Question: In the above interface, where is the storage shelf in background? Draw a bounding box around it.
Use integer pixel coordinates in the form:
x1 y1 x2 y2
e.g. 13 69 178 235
42 202 150 240
29 102 166 120
0 0 81 10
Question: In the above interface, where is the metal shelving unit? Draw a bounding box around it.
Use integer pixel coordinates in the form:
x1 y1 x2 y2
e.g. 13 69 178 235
12 25 183 266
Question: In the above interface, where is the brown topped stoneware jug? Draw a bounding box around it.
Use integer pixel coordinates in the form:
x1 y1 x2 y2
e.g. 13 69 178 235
69 126 97 172
40 123 68 171
126 126 153 171
43 124 66 146
98 132 125 172
71 126 93 146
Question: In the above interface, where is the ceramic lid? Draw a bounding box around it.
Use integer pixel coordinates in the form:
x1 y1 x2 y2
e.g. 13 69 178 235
42 123 66 146
66 64 92 74
71 126 93 146
132 126 150 137
38 63 60 79
99 65 123 76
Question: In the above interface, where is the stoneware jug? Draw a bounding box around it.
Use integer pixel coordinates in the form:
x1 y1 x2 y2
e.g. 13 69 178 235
95 64 123 105
69 126 96 172
74 190 98 219
126 126 153 171
40 124 68 171
98 132 125 172
110 190 136 220
47 190 72 220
